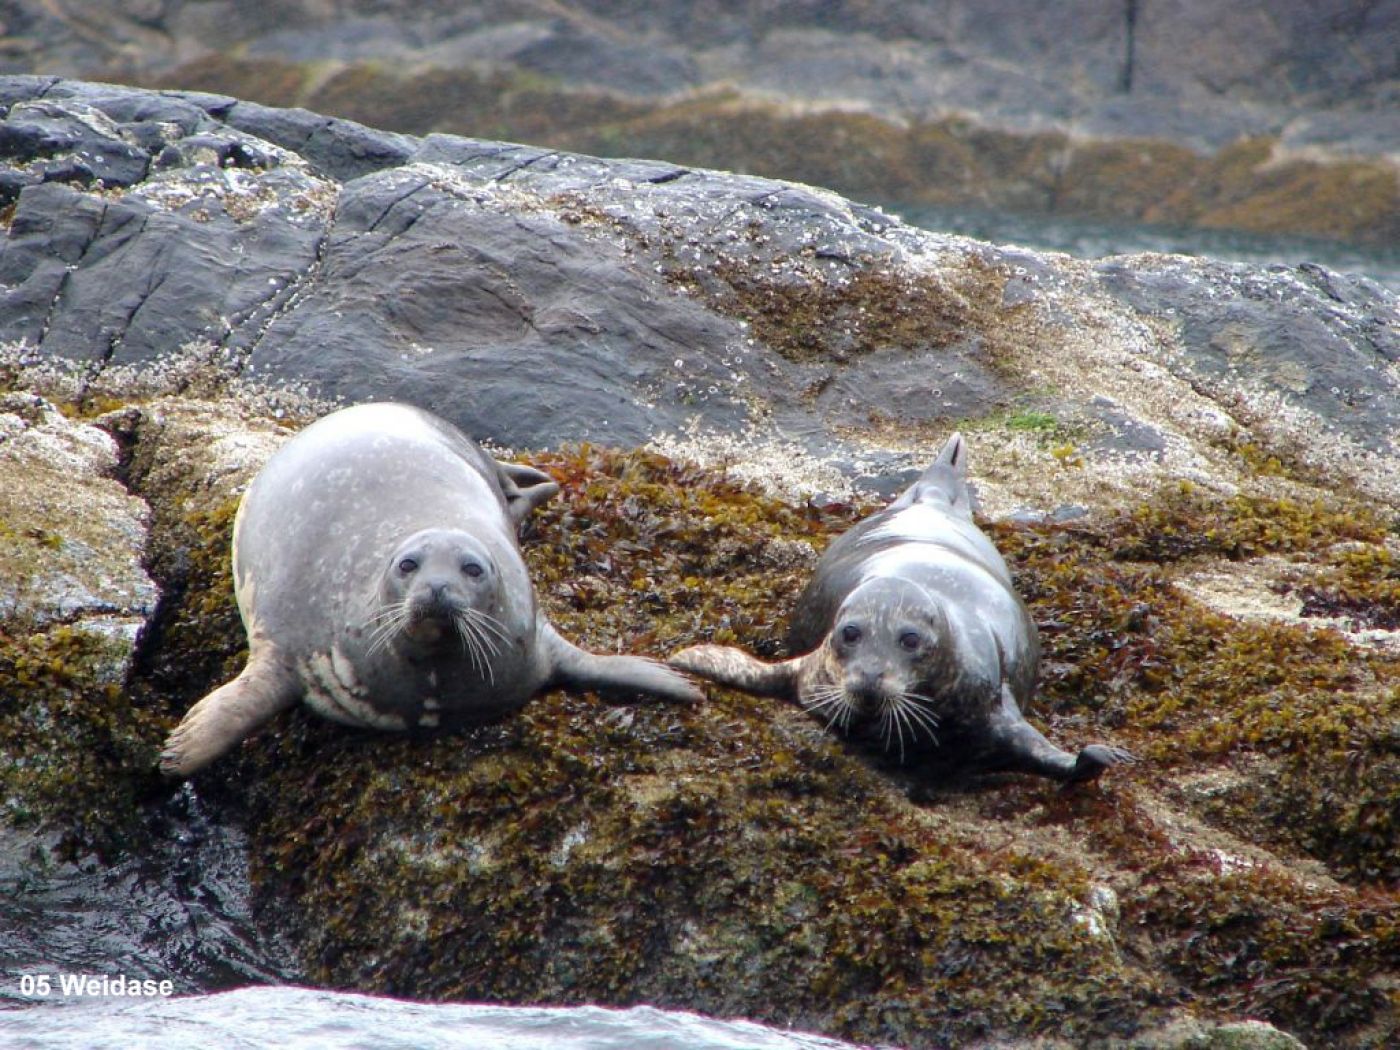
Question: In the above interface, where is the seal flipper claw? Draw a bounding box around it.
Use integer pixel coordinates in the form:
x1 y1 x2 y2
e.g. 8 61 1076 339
541 623 703 704
159 651 299 779
668 644 802 700
1066 744 1137 784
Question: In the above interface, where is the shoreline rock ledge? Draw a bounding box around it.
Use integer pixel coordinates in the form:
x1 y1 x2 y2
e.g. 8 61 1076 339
1 79 1396 1050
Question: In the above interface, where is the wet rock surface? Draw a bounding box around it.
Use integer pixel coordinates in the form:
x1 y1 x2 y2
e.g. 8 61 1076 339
2 82 1397 1049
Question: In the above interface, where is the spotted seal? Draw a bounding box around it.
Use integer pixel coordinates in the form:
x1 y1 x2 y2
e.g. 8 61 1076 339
671 433 1132 783
160 402 701 777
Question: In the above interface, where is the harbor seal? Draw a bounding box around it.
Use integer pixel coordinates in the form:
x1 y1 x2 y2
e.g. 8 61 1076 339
671 433 1132 783
160 402 701 777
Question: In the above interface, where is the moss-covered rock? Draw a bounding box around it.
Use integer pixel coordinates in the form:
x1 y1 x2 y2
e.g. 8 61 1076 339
161 443 1392 1048
2 367 1397 1046
1 81 1396 1049
0 392 162 853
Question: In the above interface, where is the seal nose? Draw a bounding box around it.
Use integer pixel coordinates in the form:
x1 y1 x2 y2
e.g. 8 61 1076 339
426 581 462 613
414 580 454 617
847 670 886 706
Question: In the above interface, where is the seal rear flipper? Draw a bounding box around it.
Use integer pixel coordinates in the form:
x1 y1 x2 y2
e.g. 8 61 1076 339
496 461 561 527
668 644 802 700
159 652 300 778
889 431 974 516
540 622 704 704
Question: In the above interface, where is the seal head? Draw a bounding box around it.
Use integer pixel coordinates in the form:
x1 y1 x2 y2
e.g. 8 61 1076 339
799 577 955 759
372 529 504 665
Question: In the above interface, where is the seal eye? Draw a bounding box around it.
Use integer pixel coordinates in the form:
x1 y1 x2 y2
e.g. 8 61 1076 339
397 557 418 574
840 624 862 645
899 631 921 652
462 561 484 578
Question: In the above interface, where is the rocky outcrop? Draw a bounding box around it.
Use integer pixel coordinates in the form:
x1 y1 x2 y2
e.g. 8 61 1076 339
1 81 1397 1048
1 78 1396 489
1 3 1396 247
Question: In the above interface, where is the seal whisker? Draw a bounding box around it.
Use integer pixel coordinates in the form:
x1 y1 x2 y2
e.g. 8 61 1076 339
461 606 510 638
459 617 487 678
877 702 903 761
453 612 496 685
469 618 498 686
802 686 856 733
832 692 858 733
889 696 919 762
366 600 410 658
799 684 842 707
461 617 503 674
896 692 940 744
456 613 490 677
460 608 507 655
801 687 846 715
365 604 405 625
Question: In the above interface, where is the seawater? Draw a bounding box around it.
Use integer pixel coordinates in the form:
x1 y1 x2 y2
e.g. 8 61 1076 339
0 986 878 1050
892 202 1400 292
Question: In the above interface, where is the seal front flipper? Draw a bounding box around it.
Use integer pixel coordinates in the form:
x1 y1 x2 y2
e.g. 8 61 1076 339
496 461 561 527
540 622 704 703
668 644 802 700
983 684 1131 783
1067 743 1137 784
159 650 300 778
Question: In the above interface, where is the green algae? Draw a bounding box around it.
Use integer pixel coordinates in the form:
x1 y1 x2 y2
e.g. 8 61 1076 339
1132 862 1398 1039
994 479 1400 892
1107 482 1389 563
654 241 1019 368
130 496 246 703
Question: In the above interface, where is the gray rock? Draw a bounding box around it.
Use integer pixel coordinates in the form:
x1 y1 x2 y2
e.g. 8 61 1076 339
1087 395 1170 459
221 99 415 182
0 97 150 198
1097 256 1400 454
0 77 1397 509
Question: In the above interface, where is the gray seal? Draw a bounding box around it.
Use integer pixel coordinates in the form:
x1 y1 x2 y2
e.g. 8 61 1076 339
161 402 701 777
671 433 1132 783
